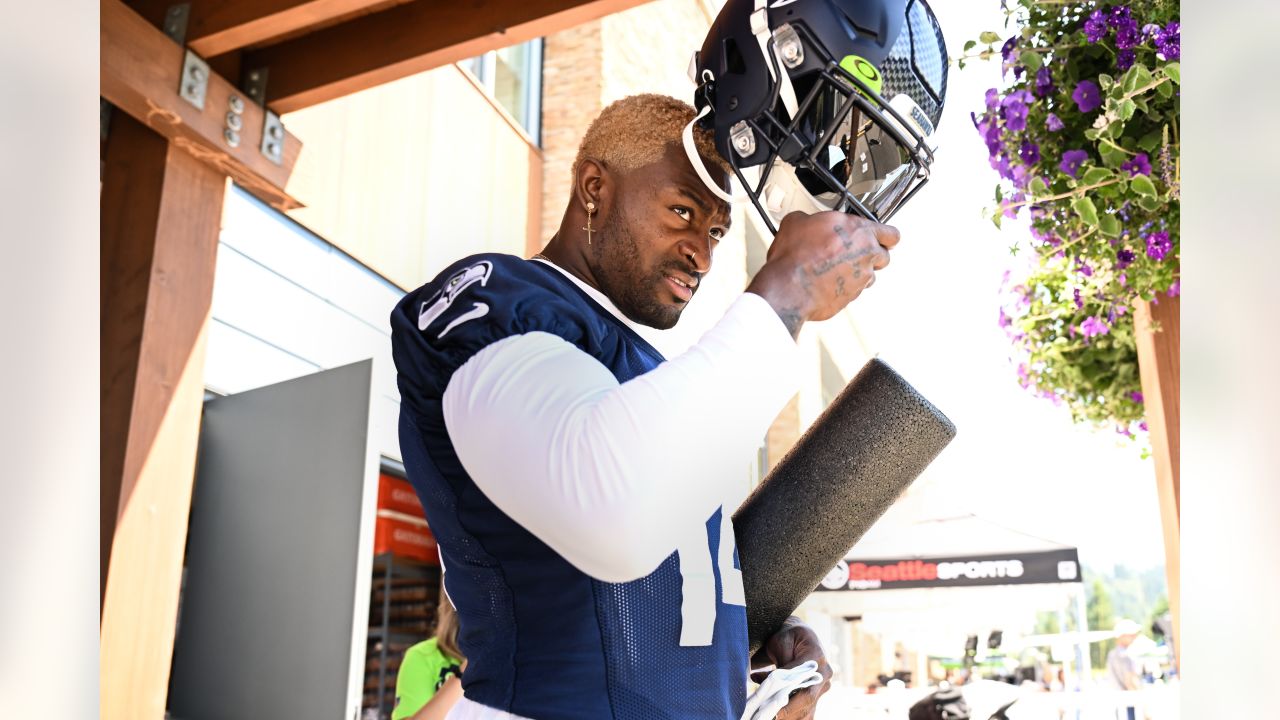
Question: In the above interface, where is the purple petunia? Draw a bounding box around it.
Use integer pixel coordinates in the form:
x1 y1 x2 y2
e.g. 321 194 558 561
1084 9 1108 43
985 88 1000 111
1020 140 1041 166
1121 153 1152 177
1002 100 1028 132
1034 66 1055 98
1107 6 1132 29
1079 316 1110 337
1117 49 1136 71
1073 288 1084 309
1060 149 1089 178
1167 279 1181 297
1001 37 1019 77
1072 80 1102 113
1046 113 1065 132
1156 22 1180 61
972 112 1003 156
1115 248 1135 269
990 153 1015 182
1115 24 1140 50
1130 391 1144 404
1146 231 1172 261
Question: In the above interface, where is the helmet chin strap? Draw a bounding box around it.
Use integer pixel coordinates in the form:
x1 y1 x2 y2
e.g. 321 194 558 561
682 104 736 204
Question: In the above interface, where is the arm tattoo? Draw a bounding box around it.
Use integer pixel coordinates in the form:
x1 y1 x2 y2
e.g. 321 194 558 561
778 309 804 339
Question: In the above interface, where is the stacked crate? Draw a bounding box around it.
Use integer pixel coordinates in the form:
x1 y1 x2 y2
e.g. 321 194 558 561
362 472 442 719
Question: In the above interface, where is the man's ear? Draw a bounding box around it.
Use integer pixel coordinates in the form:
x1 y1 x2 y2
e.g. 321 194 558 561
574 157 612 218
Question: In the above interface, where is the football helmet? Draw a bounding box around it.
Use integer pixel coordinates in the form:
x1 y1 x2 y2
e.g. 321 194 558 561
684 0 948 232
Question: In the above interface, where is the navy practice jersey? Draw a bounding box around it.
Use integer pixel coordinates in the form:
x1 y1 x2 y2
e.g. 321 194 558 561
389 254 749 720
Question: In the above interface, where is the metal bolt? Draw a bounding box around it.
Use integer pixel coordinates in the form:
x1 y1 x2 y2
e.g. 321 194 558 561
780 41 801 64
189 66 206 82
228 95 244 114
268 124 283 140
224 128 240 147
730 121 756 157
225 112 242 131
728 96 739 110
267 142 279 156
249 71 260 81
185 83 199 96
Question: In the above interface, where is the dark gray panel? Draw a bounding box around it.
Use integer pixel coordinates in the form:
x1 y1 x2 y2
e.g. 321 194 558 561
170 361 375 720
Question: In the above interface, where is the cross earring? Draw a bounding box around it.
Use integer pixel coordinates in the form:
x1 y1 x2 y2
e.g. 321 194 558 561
584 201 596 245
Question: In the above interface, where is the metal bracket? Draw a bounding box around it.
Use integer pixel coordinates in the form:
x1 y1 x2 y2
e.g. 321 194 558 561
162 3 191 45
100 98 113 143
242 67 269 107
179 50 210 110
260 110 285 165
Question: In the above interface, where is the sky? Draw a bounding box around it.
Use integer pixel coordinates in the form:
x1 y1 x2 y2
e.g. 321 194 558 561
839 0 1169 572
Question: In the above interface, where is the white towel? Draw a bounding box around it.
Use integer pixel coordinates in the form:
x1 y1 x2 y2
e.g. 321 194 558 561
740 660 824 720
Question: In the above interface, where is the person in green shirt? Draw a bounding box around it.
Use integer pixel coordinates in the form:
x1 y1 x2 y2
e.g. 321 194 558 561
392 595 465 720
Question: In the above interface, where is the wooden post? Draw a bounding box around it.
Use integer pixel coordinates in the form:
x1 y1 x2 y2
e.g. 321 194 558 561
100 112 227 720
1134 294 1180 667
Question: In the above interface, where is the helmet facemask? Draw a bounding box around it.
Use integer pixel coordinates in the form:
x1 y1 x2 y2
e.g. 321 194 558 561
691 7 945 234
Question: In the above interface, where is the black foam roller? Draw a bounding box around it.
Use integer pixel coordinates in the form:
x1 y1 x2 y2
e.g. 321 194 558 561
733 358 956 654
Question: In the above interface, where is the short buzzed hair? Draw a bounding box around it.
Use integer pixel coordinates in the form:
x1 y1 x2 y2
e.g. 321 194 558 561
572 94 731 180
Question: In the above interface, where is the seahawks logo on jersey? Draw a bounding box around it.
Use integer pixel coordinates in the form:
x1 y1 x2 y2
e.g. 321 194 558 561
418 261 492 338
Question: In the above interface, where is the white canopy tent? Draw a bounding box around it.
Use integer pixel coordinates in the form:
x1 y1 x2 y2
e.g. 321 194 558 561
794 499 1090 690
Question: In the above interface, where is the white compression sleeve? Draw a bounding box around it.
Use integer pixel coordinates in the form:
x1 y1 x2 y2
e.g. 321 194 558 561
440 292 800 583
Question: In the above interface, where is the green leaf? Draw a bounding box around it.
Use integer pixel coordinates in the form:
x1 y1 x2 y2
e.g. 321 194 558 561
992 211 1003 229
1121 67 1139 94
1099 213 1122 237
1156 80 1173 98
1020 50 1043 72
979 31 1002 44
1100 144 1127 168
1130 174 1158 197
1030 176 1049 195
1098 73 1115 89
1084 128 1101 141
1132 65 1154 90
1164 62 1180 84
963 40 977 52
1137 195 1162 212
1072 196 1099 226
1138 131 1163 152
995 184 1004 203
1081 167 1113 185
1118 99 1137 121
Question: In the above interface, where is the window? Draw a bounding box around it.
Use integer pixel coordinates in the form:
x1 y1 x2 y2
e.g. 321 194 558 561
461 39 544 144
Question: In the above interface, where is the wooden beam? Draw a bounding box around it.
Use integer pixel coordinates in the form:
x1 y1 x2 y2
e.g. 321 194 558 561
1134 293 1179 667
127 0 396 57
100 112 227 720
243 0 652 113
102 0 304 211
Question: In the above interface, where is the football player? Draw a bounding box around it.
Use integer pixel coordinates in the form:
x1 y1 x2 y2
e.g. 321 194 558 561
390 0 947 717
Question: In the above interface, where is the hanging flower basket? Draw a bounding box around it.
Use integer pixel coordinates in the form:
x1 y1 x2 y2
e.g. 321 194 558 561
960 0 1180 441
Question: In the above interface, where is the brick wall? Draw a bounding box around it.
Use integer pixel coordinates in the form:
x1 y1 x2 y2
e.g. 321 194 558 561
539 0 718 244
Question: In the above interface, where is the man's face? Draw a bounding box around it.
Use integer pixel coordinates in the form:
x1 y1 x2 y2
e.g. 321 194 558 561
590 144 732 330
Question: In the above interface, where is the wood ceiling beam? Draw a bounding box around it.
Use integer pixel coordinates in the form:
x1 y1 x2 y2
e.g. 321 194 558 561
127 0 396 57
242 0 652 113
102 0 304 211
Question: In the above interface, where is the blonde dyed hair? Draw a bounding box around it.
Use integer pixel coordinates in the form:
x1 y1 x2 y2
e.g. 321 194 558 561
572 94 730 180
435 594 464 663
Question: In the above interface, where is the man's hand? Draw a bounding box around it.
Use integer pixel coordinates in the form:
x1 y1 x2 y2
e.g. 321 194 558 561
750 616 833 720
745 211 900 337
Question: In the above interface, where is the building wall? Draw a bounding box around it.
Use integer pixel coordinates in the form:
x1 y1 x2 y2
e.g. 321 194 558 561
282 64 542 292
206 185 404 461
